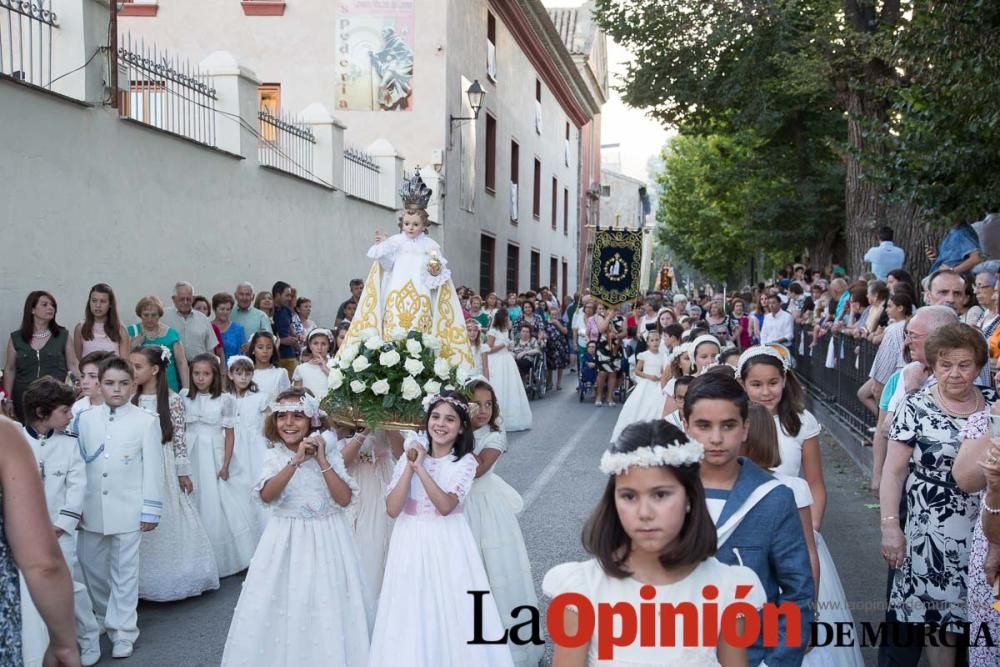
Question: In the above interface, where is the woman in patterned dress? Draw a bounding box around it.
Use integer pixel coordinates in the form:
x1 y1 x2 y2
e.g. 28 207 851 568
539 302 569 390
881 323 996 665
0 418 78 666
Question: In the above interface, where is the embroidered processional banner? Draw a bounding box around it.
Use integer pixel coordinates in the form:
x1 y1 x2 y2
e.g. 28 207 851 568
588 229 643 305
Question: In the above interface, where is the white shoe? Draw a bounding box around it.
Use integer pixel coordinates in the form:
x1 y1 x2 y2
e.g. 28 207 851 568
81 648 101 667
112 640 133 659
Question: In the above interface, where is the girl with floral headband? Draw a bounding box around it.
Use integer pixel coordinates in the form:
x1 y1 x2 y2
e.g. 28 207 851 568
543 420 764 666
129 345 219 602
226 354 272 527
369 391 514 666
737 345 826 530
220 388 372 666
248 330 289 401
291 328 333 399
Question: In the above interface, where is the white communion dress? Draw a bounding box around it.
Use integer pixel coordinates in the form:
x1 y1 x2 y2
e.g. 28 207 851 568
183 392 260 576
464 426 543 667
369 436 514 667
230 389 272 528
252 367 291 402
291 361 329 402
344 429 395 601
220 440 373 666
543 558 765 666
485 328 532 432
136 393 219 601
610 349 666 444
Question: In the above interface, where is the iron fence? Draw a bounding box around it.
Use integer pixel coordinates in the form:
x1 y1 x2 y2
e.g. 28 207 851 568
0 0 58 87
792 325 878 443
118 33 217 147
343 145 380 202
257 108 317 181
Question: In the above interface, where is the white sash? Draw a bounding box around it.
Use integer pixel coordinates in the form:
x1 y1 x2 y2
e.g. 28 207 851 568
715 479 782 548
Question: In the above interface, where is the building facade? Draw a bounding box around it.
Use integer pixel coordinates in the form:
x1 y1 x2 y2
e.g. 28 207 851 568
121 0 604 301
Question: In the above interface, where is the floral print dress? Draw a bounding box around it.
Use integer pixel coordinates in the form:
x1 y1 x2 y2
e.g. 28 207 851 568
0 487 20 664
887 387 997 631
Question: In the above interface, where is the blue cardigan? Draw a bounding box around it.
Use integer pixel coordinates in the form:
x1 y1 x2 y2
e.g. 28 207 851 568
712 459 814 667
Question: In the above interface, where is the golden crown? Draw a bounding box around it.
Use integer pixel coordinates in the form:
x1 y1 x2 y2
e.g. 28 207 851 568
399 169 433 210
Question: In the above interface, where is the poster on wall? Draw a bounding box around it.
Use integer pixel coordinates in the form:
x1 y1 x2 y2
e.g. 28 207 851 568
337 0 415 111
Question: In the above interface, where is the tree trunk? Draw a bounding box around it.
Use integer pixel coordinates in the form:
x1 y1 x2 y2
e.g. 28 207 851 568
843 84 936 279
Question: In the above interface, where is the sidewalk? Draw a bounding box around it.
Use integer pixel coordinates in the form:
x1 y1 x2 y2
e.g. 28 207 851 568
818 431 888 667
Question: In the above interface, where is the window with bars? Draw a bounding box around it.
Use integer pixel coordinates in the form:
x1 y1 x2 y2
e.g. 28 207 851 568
480 234 496 295
506 244 520 295
258 83 281 141
530 251 540 291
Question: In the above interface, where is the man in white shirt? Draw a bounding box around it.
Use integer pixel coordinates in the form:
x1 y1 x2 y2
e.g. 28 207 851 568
760 294 795 345
161 281 220 362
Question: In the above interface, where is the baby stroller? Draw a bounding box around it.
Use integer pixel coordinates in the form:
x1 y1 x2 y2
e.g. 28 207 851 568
525 351 548 400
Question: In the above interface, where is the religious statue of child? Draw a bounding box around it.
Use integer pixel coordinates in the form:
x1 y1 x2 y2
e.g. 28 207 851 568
340 170 473 368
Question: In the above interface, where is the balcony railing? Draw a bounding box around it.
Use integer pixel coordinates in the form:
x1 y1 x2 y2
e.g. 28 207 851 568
0 0 58 88
343 145 381 202
258 108 317 182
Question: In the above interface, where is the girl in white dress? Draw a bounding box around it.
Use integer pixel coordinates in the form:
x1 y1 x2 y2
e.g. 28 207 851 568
610 330 667 444
544 420 764 666
220 389 373 666
743 401 863 667
482 308 532 432
184 354 260 576
737 346 826 528
464 380 543 667
291 328 332 400
338 427 396 600
226 355 272 528
466 318 485 377
130 347 219 601
370 392 514 667
249 331 290 401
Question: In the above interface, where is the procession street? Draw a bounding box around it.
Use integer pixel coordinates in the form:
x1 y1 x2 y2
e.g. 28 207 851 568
91 388 885 667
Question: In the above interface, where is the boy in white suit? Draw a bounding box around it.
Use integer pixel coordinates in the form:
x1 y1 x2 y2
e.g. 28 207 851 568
76 357 165 659
20 377 102 666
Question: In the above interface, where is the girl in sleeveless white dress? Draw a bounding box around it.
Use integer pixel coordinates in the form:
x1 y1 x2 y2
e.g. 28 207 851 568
220 391 372 666
291 328 333 400
131 346 219 601
185 356 260 576
545 420 764 666
248 331 290 401
227 355 272 529
483 309 532 432
610 331 667 444
370 394 514 667
464 380 543 667
339 428 395 601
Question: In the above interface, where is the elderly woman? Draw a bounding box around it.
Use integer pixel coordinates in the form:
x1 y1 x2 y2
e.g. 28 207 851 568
515 300 544 337
127 296 189 391
539 301 569 390
951 401 1000 667
212 293 246 364
881 322 996 665
3 291 76 421
971 271 1000 334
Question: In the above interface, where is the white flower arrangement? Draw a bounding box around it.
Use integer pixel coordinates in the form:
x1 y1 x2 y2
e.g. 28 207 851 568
390 326 408 341
403 357 424 376
423 379 442 396
370 379 391 396
401 376 422 400
328 368 344 391
379 349 401 368
598 440 705 476
364 335 385 351
350 380 367 394
423 334 442 351
352 356 371 373
433 357 451 380
406 339 423 356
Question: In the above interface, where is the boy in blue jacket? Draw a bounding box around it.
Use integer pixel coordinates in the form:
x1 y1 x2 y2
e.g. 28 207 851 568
683 372 814 667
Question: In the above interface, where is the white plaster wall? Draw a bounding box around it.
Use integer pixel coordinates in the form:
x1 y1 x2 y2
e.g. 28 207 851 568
0 79 396 353
120 0 582 299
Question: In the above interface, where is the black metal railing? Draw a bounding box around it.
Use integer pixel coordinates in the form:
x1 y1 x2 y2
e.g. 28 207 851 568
0 0 58 88
792 325 878 443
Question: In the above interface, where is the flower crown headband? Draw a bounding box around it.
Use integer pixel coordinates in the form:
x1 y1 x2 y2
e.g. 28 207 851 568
736 345 792 378
270 393 325 420
599 439 705 475
226 354 253 370
143 344 172 363
421 393 471 417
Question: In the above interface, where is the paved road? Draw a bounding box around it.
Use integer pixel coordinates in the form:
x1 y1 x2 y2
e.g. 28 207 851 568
93 384 885 666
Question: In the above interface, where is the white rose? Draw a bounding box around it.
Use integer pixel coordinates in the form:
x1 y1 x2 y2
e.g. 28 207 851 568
326 357 338 370
379 349 401 368
364 335 384 351
406 339 423 356
403 357 424 376
350 380 367 394
371 379 391 396
390 326 408 341
352 355 371 373
340 343 360 362
456 365 472 384
339 357 352 370
423 333 442 351
401 376 422 401
423 379 442 396
327 368 344 391
434 357 451 380
359 328 378 341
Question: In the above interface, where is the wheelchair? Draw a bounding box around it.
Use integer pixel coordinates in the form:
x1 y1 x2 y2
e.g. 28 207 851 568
525 351 548 400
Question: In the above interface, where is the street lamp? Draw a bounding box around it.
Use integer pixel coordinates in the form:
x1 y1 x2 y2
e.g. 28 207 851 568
449 80 486 144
